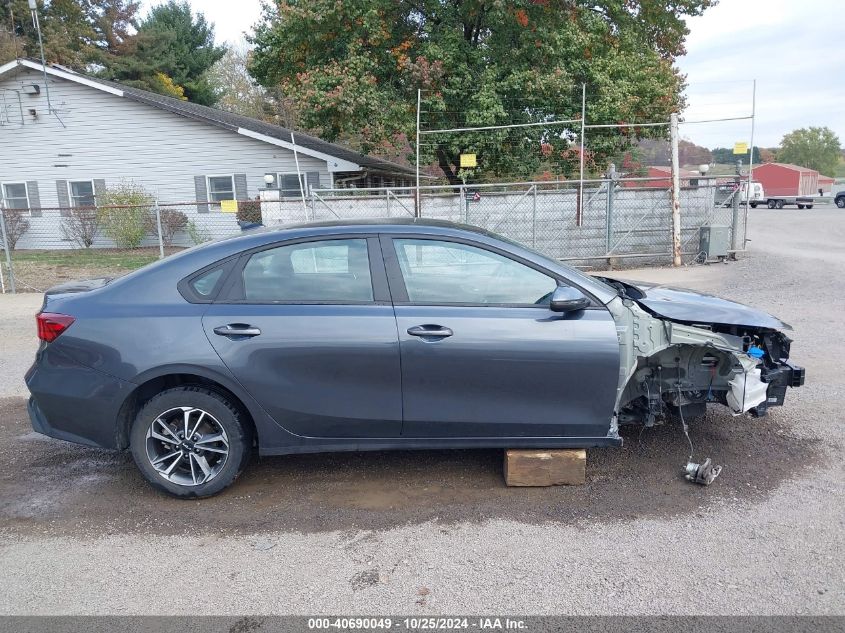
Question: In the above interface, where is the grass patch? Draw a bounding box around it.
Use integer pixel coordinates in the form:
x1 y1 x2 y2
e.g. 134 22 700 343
5 247 184 292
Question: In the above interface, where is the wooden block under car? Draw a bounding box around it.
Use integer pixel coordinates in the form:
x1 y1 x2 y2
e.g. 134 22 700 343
504 449 586 486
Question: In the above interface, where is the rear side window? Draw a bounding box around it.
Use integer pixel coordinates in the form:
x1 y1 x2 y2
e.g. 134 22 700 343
242 239 373 302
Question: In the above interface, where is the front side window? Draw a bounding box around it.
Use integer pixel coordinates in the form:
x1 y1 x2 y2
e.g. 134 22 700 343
207 176 235 203
242 238 373 302
2 183 29 210
393 238 557 305
69 181 95 207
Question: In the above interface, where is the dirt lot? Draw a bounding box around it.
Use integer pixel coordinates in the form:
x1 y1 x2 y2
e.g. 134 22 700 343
0 209 843 615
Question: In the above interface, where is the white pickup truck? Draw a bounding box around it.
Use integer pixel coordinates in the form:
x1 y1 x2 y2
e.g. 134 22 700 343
720 182 816 209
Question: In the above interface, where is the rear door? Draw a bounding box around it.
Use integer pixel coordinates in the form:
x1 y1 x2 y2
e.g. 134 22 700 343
382 234 620 439
202 235 402 438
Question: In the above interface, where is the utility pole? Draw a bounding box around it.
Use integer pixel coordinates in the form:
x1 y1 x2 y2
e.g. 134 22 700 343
669 112 682 267
415 88 421 218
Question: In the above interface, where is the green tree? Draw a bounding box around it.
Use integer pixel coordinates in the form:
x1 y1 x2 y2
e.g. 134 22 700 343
778 127 842 176
100 0 224 105
249 0 713 183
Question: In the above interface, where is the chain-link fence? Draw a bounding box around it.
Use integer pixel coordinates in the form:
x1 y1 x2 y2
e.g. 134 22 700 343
1 177 746 293
266 176 745 266
0 199 245 293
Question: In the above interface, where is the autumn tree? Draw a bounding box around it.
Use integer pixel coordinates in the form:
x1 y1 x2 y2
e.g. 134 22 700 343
778 127 842 176
249 0 713 183
0 0 97 69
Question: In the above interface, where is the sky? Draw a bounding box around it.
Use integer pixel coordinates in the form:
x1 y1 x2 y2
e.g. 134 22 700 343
148 0 845 150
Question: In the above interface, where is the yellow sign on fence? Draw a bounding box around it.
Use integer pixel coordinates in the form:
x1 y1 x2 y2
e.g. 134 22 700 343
460 153 477 168
220 199 238 213
733 142 749 155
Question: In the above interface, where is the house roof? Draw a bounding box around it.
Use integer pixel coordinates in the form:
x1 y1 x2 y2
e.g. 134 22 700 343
0 58 417 177
753 162 818 173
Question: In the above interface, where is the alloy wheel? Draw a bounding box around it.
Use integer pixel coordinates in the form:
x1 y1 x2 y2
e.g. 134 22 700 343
145 407 230 486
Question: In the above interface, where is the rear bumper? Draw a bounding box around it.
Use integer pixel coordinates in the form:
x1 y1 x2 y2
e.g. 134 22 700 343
25 345 134 449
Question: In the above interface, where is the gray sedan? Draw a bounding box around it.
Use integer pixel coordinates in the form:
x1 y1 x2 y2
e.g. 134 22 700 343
25 219 804 497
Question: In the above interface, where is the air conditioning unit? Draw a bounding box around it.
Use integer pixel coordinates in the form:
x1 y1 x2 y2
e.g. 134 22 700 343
699 225 731 261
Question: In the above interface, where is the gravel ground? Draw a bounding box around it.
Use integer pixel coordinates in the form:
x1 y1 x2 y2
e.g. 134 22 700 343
0 209 843 615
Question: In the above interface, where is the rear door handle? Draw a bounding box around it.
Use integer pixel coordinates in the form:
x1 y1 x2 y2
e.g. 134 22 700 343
407 324 453 338
213 324 262 338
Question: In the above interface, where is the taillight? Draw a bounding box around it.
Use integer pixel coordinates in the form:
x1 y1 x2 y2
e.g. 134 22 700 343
36 312 75 343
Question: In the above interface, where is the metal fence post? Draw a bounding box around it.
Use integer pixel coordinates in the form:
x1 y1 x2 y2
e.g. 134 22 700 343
386 188 391 217
731 162 742 254
605 179 614 257
154 199 165 259
0 205 16 294
669 113 682 266
531 185 537 248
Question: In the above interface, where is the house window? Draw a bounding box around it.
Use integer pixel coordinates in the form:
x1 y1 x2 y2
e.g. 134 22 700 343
69 181 96 207
276 172 321 197
2 183 29 210
207 176 235 203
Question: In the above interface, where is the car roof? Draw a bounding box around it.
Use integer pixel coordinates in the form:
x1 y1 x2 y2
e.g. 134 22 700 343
264 217 487 234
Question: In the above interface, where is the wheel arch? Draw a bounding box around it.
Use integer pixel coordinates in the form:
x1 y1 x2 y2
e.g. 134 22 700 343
115 366 260 450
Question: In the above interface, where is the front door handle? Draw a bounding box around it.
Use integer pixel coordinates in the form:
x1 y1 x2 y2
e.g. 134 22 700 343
407 324 453 338
213 324 262 338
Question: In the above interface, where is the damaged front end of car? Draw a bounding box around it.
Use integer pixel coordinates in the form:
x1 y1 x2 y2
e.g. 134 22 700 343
601 280 805 443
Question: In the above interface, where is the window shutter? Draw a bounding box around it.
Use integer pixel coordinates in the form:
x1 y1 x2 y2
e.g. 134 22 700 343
56 180 70 217
194 176 209 213
93 179 106 205
26 181 42 217
234 173 248 201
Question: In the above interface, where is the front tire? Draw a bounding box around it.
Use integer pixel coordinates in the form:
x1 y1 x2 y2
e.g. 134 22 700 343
130 386 253 498
836 197 845 209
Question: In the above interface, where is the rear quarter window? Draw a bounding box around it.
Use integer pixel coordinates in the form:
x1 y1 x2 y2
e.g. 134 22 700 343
191 268 224 297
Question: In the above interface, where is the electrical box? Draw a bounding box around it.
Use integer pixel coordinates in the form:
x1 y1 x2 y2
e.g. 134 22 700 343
699 225 731 260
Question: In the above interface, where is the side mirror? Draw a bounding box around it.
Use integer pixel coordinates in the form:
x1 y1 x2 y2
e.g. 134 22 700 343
550 286 590 313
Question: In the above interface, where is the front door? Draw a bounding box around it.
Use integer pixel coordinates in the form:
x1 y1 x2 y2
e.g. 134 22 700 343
382 236 620 439
203 236 402 438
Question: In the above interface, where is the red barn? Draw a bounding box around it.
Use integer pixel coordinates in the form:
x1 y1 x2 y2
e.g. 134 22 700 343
621 166 700 188
751 163 819 196
818 174 835 194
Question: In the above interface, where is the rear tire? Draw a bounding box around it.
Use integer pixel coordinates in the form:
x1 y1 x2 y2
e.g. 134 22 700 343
775 200 784 209
806 204 813 209
767 200 777 209
130 386 253 498
797 204 805 209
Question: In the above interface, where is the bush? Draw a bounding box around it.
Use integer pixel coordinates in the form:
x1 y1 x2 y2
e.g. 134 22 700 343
186 220 211 245
157 209 188 247
97 182 155 248
0 209 30 250
236 199 262 225
61 207 99 248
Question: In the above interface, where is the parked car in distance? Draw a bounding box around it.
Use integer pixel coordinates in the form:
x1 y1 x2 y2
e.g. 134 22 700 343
26 219 804 497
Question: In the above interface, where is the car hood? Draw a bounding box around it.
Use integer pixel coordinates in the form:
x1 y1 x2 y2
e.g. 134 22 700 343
598 277 791 331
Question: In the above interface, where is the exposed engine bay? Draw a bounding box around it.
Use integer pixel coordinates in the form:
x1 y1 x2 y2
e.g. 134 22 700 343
600 278 805 438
